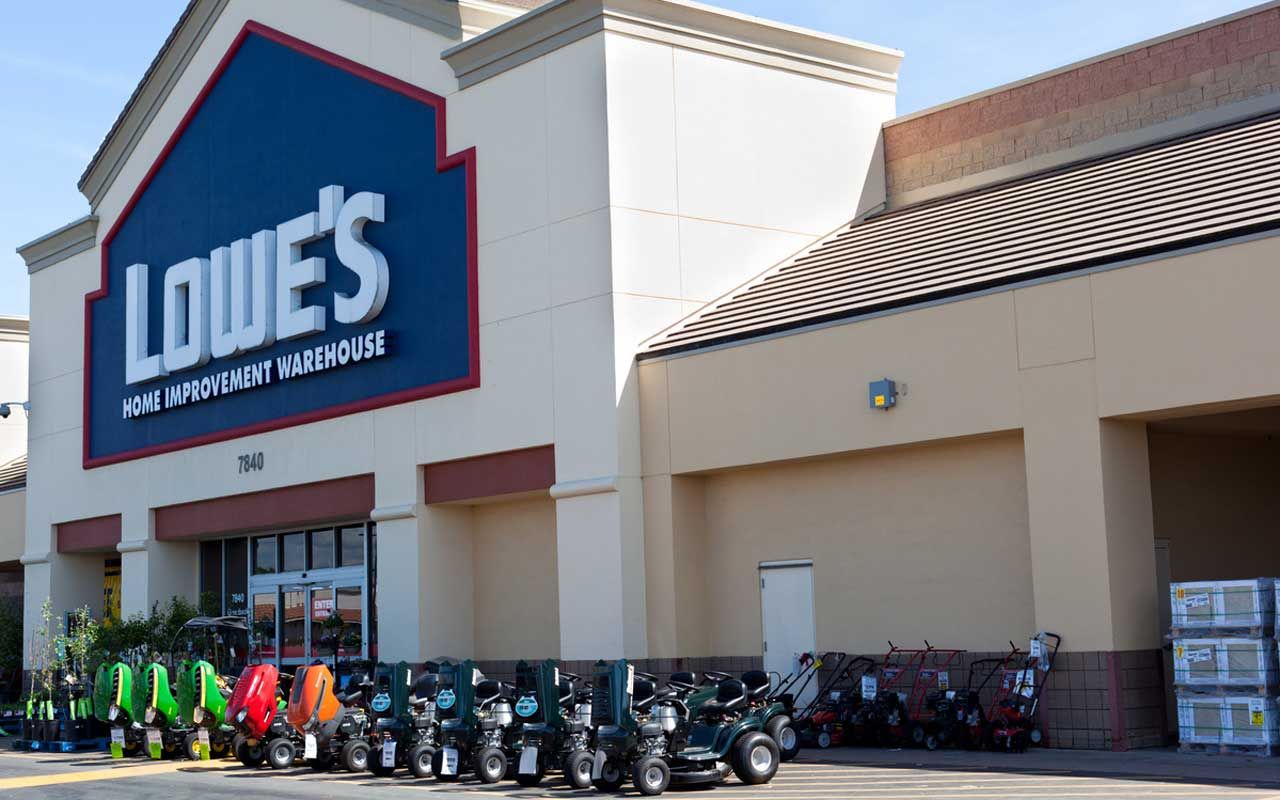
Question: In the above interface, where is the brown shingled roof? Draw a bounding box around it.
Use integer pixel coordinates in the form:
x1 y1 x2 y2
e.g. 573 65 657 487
644 112 1280 358
0 454 26 494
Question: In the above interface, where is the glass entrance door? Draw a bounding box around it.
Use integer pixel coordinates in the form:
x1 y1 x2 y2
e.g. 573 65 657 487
249 573 368 669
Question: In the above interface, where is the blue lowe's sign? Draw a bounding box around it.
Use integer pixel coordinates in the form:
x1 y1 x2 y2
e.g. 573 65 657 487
85 23 478 467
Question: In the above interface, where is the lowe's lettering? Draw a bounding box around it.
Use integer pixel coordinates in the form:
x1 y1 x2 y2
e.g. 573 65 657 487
124 185 388 386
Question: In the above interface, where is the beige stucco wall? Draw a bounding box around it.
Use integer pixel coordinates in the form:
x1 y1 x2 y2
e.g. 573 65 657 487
695 433 1033 656
1149 429 1280 581
471 497 559 659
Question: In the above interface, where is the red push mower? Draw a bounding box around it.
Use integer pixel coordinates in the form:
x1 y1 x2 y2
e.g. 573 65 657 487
988 632 1061 752
919 642 1022 751
792 654 877 749
848 643 926 747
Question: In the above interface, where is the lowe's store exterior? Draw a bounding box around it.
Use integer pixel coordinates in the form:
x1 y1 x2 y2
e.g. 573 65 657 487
17 0 1280 751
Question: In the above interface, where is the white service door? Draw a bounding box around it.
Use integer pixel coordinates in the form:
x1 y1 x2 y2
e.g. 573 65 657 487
760 564 817 709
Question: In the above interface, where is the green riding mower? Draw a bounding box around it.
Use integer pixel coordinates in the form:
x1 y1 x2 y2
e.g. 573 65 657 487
671 669 800 762
177 659 235 760
103 662 146 758
141 661 189 759
589 660 781 796
365 660 421 776
510 660 593 789
431 660 519 783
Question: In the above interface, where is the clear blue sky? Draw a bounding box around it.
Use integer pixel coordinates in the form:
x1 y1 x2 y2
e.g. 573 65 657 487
0 0 1257 317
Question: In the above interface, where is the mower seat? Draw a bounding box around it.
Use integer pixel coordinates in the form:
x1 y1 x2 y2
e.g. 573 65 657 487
697 678 747 718
632 678 657 711
411 673 439 704
741 670 771 701
668 672 697 693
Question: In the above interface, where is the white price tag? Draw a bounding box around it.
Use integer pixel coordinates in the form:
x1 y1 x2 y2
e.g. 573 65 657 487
937 671 949 690
1249 698 1266 726
304 733 318 760
860 675 878 701
1029 639 1044 659
519 745 539 774
381 740 397 767
145 728 162 746
110 728 125 745
441 747 459 775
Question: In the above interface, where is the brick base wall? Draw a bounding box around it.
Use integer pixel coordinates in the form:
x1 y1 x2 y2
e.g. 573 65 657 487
884 7 1280 199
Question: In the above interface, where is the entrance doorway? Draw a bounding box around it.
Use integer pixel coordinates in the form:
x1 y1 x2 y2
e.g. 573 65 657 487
760 560 817 708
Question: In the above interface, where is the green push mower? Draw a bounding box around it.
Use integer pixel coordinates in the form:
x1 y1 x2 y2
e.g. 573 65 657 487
510 660 593 789
589 659 780 796
431 660 518 783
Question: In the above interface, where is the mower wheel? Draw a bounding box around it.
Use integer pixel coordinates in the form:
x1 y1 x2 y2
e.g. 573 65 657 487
341 740 371 772
1029 728 1043 746
266 737 296 769
925 733 940 751
592 757 625 792
408 744 436 778
909 723 926 747
369 749 396 778
473 747 507 784
816 730 832 749
183 732 200 761
309 752 335 771
731 732 779 785
515 766 544 787
631 756 671 796
234 736 266 767
564 750 594 789
430 748 460 781
765 715 800 761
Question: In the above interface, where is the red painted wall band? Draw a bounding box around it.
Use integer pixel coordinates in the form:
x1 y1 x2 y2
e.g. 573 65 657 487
56 514 123 553
155 474 374 540
425 445 555 504
1105 651 1129 752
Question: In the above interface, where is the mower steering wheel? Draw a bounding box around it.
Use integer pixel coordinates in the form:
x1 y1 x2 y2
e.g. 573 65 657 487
702 671 734 685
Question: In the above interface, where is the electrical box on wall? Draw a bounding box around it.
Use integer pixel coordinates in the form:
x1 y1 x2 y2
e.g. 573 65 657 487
869 378 897 410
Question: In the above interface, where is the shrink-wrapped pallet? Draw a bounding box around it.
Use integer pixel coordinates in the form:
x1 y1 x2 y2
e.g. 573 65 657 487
1170 579 1275 630
1177 695 1279 745
1173 638 1278 686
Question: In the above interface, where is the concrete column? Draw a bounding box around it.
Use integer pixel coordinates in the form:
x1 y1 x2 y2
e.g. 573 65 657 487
1020 359 1160 652
374 404 475 662
118 507 197 619
642 474 709 659
21 552 101 666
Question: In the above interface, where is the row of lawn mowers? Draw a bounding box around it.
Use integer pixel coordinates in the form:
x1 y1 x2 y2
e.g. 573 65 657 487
790 631 1061 753
91 618 806 795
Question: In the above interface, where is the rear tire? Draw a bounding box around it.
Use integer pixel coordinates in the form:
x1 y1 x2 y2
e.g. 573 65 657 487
731 732 779 785
340 739 370 772
816 730 832 749
592 757 625 792
369 749 396 777
266 738 295 769
515 766 543 787
431 747 460 781
631 756 671 796
909 723 926 747
925 733 940 751
564 750 594 789
473 747 507 784
183 732 200 761
408 744 436 778
765 715 800 761
309 752 334 771
234 737 266 767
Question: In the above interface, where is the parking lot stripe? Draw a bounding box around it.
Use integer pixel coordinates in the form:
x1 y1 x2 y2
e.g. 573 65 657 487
0 758 240 790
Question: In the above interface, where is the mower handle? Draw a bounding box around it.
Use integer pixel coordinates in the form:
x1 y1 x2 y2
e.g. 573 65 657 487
560 671 582 683
702 670 734 685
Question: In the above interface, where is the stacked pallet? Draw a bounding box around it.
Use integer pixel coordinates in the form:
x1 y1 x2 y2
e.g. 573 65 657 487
1170 578 1277 756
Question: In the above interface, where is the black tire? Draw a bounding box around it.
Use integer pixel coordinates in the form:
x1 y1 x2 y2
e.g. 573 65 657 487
341 739 370 772
408 744 436 778
309 752 334 771
369 747 396 777
925 733 940 751
564 750 594 789
515 767 543 787
234 737 266 767
267 738 296 769
816 730 832 749
765 715 800 761
473 747 507 784
631 756 671 796
731 732 779 785
592 756 625 792
431 747 460 781
183 732 200 761
909 723 926 747
1029 728 1043 746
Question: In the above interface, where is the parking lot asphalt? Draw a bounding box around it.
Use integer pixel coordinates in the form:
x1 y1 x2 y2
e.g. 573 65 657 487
1 749 1278 800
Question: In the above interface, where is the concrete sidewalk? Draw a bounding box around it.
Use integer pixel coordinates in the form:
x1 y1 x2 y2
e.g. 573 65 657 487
801 746 1280 789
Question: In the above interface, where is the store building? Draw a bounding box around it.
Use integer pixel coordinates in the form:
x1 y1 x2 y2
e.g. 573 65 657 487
0 315 29 610
16 0 1280 750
